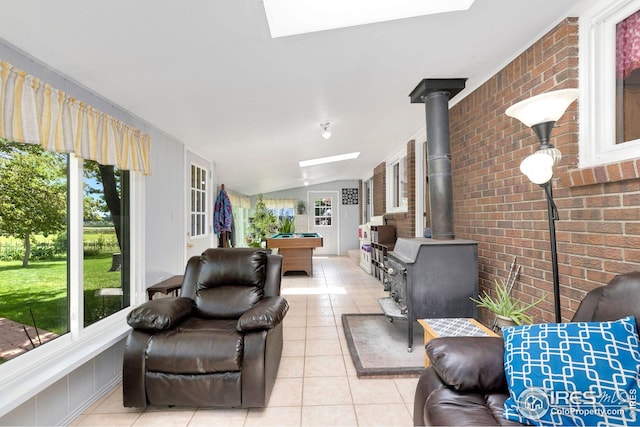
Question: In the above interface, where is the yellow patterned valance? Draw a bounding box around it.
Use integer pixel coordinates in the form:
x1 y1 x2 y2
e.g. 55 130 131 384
0 60 151 174
228 191 251 209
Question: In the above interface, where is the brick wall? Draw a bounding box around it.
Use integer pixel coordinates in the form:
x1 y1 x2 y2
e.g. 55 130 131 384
449 17 640 324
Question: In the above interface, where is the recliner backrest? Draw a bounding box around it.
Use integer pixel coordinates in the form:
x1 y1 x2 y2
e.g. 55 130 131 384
183 248 268 319
572 271 640 328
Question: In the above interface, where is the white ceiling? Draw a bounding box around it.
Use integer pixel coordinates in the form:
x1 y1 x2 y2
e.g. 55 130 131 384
0 0 584 195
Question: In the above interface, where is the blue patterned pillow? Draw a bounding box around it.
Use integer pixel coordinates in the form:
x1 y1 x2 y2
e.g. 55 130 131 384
503 316 640 426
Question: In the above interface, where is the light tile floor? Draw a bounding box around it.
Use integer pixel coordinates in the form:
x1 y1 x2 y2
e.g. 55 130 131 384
71 256 419 427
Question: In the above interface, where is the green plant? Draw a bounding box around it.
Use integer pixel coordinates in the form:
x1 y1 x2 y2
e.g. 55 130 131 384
471 280 546 325
279 216 295 234
296 200 307 215
246 194 279 247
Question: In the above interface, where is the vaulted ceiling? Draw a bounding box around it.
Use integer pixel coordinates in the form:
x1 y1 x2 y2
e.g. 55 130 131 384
0 0 585 195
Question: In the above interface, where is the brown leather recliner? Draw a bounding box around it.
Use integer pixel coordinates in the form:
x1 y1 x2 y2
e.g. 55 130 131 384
414 271 640 426
122 248 288 408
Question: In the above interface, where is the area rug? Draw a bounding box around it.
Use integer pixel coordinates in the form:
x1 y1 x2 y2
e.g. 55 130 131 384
341 313 425 377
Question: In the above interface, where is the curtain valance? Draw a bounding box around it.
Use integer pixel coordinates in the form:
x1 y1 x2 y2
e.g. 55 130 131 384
0 60 151 174
228 191 251 209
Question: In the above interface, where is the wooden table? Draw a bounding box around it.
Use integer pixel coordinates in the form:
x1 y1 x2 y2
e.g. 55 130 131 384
266 233 323 276
146 275 183 300
418 318 498 366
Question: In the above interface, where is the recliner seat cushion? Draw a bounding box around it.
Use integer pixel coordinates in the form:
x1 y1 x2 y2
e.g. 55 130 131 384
146 318 243 373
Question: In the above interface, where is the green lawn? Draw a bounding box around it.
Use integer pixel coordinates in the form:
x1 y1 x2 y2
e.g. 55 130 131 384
0 254 126 335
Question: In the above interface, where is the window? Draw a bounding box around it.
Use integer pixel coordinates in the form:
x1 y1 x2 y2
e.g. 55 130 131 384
82 160 130 327
616 10 640 144
0 141 69 360
263 199 296 233
386 148 408 212
580 0 640 167
190 164 207 238
362 177 373 223
0 140 131 363
314 197 332 226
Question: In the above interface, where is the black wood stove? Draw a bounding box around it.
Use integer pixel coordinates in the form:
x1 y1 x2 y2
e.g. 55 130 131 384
377 78 479 351
381 237 478 351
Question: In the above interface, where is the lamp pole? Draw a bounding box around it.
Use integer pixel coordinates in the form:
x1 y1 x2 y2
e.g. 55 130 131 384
543 181 561 323
506 88 579 325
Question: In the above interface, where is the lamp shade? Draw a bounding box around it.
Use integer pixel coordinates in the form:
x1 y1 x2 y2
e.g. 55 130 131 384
505 89 579 128
520 151 554 185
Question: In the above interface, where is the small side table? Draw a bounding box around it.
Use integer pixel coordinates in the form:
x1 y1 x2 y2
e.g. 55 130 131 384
147 275 183 300
418 318 498 367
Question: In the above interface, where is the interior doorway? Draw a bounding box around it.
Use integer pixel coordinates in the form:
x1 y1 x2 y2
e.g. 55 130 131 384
308 191 339 255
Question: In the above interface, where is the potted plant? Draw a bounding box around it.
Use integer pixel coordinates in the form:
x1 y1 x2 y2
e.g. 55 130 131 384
296 200 307 215
247 194 279 248
471 279 546 328
279 215 295 234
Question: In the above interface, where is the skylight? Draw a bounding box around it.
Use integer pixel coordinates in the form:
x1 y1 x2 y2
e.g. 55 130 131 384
299 152 360 168
263 0 475 38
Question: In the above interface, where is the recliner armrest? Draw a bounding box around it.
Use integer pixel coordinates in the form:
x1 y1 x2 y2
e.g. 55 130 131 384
127 297 194 330
237 296 289 332
426 336 507 392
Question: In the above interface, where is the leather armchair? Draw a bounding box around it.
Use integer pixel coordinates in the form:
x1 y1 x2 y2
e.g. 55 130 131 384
414 271 640 426
123 248 288 408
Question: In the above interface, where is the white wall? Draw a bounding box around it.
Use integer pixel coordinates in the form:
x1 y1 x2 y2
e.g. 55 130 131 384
144 132 187 285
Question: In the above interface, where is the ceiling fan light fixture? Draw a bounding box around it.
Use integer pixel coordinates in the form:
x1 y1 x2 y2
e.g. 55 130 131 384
320 122 331 139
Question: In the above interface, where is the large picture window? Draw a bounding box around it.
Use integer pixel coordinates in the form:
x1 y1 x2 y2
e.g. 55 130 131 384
0 140 130 363
82 160 130 327
0 140 68 361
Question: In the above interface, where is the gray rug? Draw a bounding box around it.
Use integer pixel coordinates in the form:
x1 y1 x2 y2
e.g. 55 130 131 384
341 313 425 377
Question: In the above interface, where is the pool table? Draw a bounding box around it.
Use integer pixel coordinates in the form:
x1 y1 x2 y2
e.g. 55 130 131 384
266 233 323 276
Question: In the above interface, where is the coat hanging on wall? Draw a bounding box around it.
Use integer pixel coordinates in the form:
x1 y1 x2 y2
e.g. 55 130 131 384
214 184 233 247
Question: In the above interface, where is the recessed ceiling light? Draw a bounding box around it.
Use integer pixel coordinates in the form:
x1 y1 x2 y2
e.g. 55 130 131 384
263 0 475 38
299 152 360 168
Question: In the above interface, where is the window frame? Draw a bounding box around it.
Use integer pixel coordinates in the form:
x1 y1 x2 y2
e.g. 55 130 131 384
579 0 640 167
0 153 144 414
190 163 208 238
313 196 333 227
386 147 408 213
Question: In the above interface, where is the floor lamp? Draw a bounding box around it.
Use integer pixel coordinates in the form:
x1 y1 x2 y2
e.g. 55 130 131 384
505 88 579 323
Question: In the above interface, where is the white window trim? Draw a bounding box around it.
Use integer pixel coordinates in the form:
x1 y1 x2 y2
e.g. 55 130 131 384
385 146 408 214
0 156 145 415
579 0 640 167
190 162 209 239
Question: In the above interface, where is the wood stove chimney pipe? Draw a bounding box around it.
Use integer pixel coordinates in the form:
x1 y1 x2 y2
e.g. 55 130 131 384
409 78 467 240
